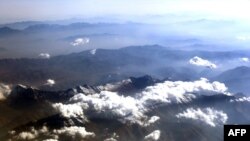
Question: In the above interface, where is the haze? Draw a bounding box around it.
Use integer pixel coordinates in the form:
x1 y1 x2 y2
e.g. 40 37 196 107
1 0 250 23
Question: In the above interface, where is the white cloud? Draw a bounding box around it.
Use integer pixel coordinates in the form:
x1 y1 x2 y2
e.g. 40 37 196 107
39 53 50 59
104 133 119 141
144 130 161 141
144 116 160 126
230 97 250 103
54 78 229 127
104 138 117 141
176 108 228 127
189 56 217 69
13 126 48 140
0 83 11 100
52 103 88 119
68 91 146 125
147 116 160 124
71 38 90 46
239 57 249 62
45 79 55 86
138 78 228 105
53 126 95 140
90 49 97 55
11 126 94 141
17 132 37 140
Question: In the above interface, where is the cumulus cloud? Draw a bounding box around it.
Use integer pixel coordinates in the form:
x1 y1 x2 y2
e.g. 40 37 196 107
189 56 217 69
0 83 11 100
70 38 90 46
39 53 50 59
53 78 229 127
45 79 55 86
176 108 228 127
90 49 97 55
52 102 88 119
144 130 161 141
239 57 249 62
52 126 95 140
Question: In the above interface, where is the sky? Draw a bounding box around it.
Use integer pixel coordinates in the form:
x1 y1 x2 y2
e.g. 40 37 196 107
0 0 250 23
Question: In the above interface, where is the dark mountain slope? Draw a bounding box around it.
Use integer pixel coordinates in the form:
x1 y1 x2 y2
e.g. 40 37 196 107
215 66 250 93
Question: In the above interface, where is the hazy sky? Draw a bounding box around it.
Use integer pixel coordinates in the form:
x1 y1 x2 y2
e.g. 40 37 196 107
1 0 250 23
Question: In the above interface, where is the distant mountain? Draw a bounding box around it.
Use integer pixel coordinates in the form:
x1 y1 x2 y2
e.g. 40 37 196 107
0 45 249 90
0 27 20 36
0 45 189 90
0 21 44 30
23 22 127 32
215 66 250 93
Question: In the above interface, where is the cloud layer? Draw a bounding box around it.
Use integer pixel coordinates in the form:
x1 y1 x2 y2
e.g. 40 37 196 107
53 78 229 127
4 78 232 141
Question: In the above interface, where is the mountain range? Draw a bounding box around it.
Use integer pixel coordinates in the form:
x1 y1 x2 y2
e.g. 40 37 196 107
1 75 250 141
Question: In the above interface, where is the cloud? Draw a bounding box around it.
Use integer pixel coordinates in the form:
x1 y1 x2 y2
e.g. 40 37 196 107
104 133 119 141
144 130 161 141
67 91 147 125
43 139 58 141
0 83 11 100
239 57 249 62
45 79 55 86
146 116 160 126
176 108 228 127
230 97 250 103
16 132 37 140
138 78 228 105
52 103 88 119
12 126 48 140
52 126 95 140
104 138 118 141
53 78 229 127
70 38 90 46
39 53 50 59
10 126 94 141
189 56 217 69
90 49 97 55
